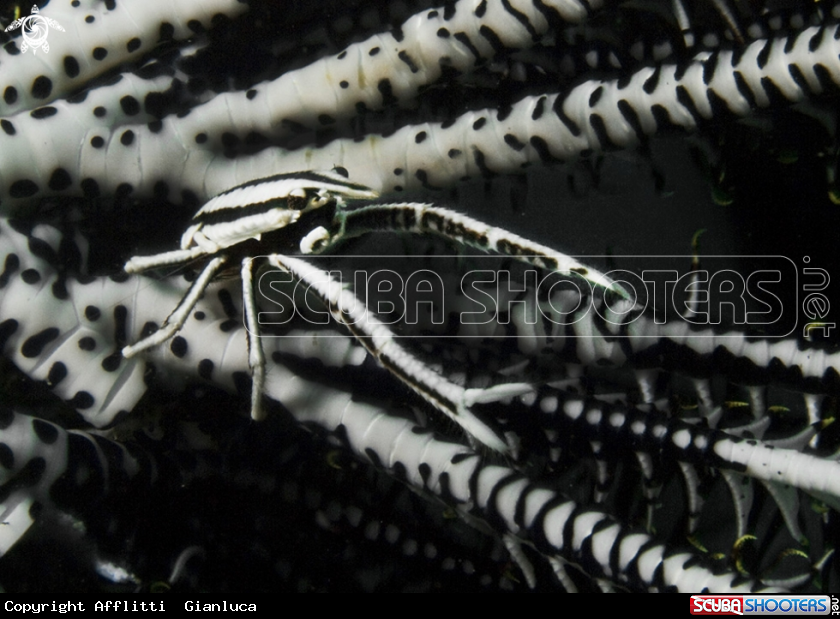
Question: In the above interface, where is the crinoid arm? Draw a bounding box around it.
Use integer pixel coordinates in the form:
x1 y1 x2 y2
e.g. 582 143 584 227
266 253 532 453
304 200 628 299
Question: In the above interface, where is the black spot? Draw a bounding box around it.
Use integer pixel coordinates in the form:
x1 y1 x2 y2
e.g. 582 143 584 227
246 89 257 100
9 180 38 198
71 0 80 6
78 336 96 351
32 419 59 444
3 86 18 105
147 120 162 133
120 129 135 145
702 52 719 86
92 47 108 61
398 50 419 73
93 106 106 117
478 25 504 54
339 80 349 89
0 119 15 135
588 113 609 148
140 321 158 339
30 106 58 119
194 311 205 321
112 305 127 347
85 306 101 322
170 336 188 358
415 131 427 143
52 279 68 300
67 391 95 409
0 319 18 350
81 178 100 197
104 0 116 10
90 136 105 148
31 76 52 99
120 95 140 116
3 42 20 56
377 79 396 106
244 131 267 148
0 444 13 469
221 132 240 150
187 19 205 34
47 361 67 387
504 134 525 151
159 22 174 42
643 67 662 94
126 37 141 53
101 353 121 372
473 117 486 130
0 253 20 288
21 268 40 284
531 96 546 121
26 234 58 265
48 168 72 191
85 14 94 23
198 359 214 379
337 51 347 60
369 46 380 56
21 328 60 358
63 56 80 78
437 28 450 38
195 132 208 144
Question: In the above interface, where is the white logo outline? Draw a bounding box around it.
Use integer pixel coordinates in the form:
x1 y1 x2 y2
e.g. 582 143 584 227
4 5 65 54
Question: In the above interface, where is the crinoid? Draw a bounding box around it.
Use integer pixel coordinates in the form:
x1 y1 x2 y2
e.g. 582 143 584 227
0 0 839 592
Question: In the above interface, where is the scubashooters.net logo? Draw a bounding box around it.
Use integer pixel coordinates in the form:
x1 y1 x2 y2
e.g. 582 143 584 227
690 595 837 616
254 255 799 337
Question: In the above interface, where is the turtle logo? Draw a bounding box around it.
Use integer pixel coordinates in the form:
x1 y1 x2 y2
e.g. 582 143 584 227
4 5 65 54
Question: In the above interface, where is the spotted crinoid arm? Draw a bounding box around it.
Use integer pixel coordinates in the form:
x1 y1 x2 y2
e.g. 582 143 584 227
457 280 840 422
0 219 824 589
0 0 606 209
0 0 248 116
497 384 840 544
21 17 838 207
214 22 840 195
0 218 255 427
128 0 605 152
0 408 158 557
5 10 840 210
263 354 777 592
